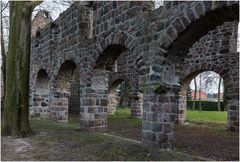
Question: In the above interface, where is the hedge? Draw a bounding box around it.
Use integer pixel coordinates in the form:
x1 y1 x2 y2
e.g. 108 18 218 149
187 100 225 111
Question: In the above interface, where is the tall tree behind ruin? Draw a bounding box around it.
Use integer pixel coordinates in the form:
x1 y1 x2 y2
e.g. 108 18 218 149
117 82 131 107
199 74 202 112
218 77 222 111
201 71 223 111
1 1 8 111
187 85 192 100
2 1 41 137
192 78 197 111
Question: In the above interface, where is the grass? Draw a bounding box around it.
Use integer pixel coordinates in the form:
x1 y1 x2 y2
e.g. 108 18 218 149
2 114 206 161
109 107 131 117
2 108 237 161
186 110 227 123
107 107 142 140
107 108 229 140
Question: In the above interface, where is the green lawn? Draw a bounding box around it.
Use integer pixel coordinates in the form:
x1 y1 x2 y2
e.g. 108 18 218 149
108 108 141 140
109 107 132 118
186 110 227 123
109 108 227 124
2 111 207 161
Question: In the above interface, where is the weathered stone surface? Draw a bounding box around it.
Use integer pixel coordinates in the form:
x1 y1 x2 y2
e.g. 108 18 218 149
29 1 239 149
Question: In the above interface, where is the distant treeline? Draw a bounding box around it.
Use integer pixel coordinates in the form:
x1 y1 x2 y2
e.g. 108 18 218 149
187 100 225 111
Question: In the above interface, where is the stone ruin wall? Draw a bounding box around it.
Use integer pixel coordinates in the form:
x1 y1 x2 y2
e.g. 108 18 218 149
30 1 239 148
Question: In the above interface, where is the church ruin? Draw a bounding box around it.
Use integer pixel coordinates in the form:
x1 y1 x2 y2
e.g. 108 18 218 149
30 1 239 148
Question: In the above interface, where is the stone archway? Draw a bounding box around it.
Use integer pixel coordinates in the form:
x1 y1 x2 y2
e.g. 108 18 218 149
80 40 139 131
107 78 132 113
108 79 125 114
30 69 50 118
139 8 238 148
176 21 239 131
50 60 77 122
176 69 227 124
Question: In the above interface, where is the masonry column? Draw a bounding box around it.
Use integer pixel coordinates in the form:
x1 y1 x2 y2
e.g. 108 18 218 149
130 93 143 118
227 98 239 131
49 90 70 122
80 69 109 131
141 84 179 148
30 88 50 119
225 82 239 132
107 88 118 113
175 87 187 124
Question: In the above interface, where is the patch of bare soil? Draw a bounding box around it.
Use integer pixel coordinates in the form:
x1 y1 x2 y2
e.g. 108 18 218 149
107 116 142 141
107 118 239 161
1 129 203 161
1 137 35 161
173 123 239 161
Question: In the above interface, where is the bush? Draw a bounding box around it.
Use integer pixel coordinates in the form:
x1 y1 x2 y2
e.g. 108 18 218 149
187 100 224 111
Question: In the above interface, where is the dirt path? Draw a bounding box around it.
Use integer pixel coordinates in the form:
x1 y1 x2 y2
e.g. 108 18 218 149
1 137 35 161
107 116 239 161
1 118 238 161
1 128 205 161
173 123 239 161
102 133 141 144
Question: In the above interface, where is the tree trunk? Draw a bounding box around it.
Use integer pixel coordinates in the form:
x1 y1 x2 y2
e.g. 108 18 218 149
223 85 227 111
199 74 202 112
218 77 222 111
119 82 124 107
1 4 6 112
192 78 197 111
2 1 41 137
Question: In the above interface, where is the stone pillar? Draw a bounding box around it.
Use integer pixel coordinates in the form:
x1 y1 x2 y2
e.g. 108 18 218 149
222 78 239 132
107 89 118 113
141 85 179 148
49 91 70 122
175 89 187 124
30 89 50 118
226 86 239 132
227 99 239 131
130 93 143 118
80 70 109 131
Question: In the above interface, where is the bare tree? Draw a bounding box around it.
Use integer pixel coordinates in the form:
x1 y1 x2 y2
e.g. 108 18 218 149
2 0 75 137
192 78 197 111
191 71 224 111
218 77 222 111
201 71 223 111
33 0 73 20
155 0 164 9
199 73 202 112
1 1 9 111
2 1 42 137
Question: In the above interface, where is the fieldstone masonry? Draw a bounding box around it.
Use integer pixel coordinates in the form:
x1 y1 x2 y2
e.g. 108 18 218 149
30 1 239 148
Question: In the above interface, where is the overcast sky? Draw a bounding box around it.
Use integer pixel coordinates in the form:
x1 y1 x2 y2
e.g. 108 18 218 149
190 71 224 94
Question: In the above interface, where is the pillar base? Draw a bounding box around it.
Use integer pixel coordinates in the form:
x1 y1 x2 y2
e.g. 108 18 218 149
80 118 108 132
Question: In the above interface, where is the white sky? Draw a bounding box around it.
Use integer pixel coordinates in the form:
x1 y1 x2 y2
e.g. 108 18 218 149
33 0 72 21
190 71 224 94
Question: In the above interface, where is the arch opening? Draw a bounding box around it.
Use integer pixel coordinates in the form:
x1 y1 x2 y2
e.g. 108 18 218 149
173 70 239 160
94 44 127 71
177 71 226 124
31 69 50 118
108 79 131 114
52 60 79 122
107 78 143 141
